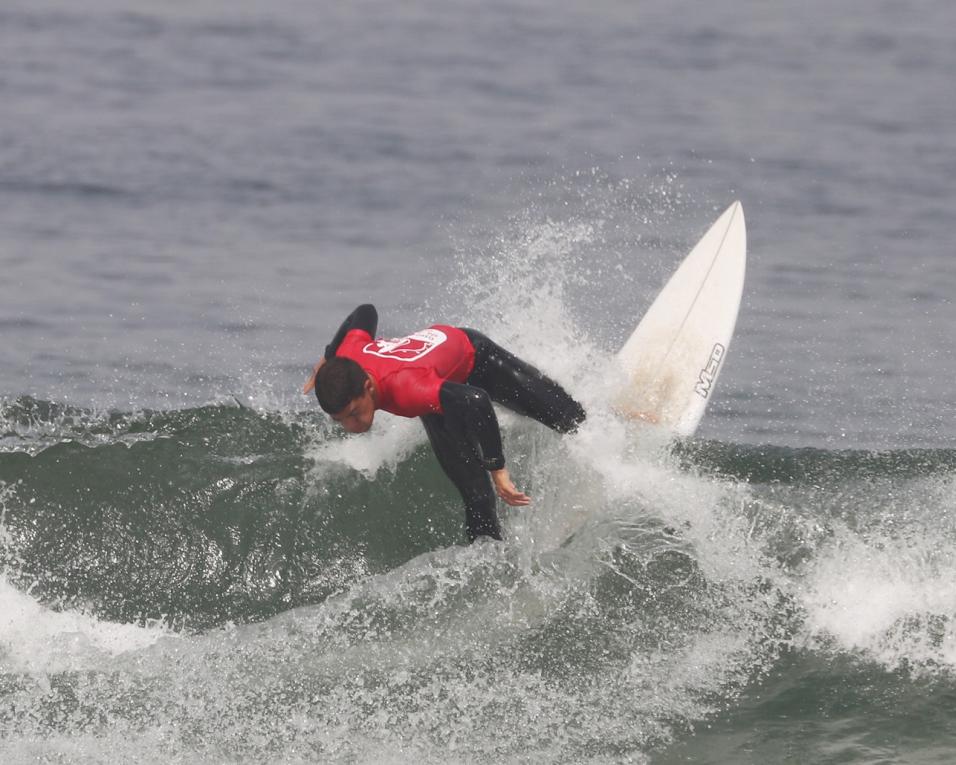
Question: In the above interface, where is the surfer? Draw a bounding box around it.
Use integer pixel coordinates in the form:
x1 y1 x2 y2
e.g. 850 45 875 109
304 304 586 542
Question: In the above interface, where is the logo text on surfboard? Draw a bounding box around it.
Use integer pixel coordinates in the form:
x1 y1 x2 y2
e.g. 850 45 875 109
694 343 725 398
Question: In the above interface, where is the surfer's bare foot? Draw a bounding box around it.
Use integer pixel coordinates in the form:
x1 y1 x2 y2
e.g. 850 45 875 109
613 406 660 424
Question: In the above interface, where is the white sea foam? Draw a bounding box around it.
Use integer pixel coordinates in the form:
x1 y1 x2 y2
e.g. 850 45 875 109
0 576 172 675
306 412 425 480
797 510 956 672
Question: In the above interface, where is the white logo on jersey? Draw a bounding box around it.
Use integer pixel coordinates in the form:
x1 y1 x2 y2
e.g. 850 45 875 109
363 328 448 361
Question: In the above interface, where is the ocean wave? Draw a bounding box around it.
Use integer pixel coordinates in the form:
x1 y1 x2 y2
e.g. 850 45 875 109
2 399 956 761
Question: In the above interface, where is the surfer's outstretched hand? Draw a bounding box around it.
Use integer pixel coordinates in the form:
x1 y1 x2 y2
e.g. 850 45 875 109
303 358 326 394
491 468 531 506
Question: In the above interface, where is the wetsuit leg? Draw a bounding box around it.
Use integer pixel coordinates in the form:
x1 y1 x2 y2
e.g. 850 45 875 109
462 329 586 433
420 413 502 542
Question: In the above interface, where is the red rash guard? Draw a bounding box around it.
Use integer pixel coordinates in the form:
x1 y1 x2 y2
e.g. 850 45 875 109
335 325 476 417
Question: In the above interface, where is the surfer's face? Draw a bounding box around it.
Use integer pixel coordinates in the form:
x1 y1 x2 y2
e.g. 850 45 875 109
331 381 376 433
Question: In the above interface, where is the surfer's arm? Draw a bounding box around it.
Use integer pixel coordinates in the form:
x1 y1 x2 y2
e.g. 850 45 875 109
304 304 378 393
325 304 378 359
439 382 504 470
439 382 531 506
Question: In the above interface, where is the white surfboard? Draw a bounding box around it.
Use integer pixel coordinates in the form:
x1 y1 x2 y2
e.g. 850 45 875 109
616 201 746 436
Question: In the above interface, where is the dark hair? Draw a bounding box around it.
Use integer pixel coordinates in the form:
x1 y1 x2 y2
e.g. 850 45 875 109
315 357 368 414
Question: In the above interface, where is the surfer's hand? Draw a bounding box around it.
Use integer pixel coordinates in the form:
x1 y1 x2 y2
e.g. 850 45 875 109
302 358 326 394
491 468 531 506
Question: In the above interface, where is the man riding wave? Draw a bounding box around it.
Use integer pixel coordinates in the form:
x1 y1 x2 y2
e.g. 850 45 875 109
305 304 586 541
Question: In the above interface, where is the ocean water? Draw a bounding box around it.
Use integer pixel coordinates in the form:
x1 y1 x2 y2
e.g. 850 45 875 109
2 0 956 762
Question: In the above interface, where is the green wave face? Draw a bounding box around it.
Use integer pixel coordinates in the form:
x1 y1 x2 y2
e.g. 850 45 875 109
1 397 474 630
3 397 956 762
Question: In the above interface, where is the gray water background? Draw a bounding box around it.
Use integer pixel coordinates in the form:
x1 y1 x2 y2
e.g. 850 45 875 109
2 0 955 449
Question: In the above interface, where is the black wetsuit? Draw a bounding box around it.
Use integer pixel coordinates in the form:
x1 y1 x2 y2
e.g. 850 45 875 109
324 305 586 541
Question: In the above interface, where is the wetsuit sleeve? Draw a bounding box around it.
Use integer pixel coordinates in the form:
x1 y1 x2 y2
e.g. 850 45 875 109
325 304 378 359
439 382 505 471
